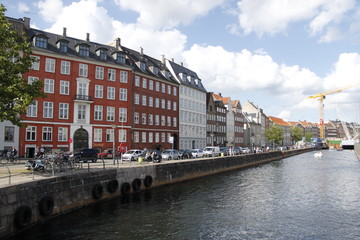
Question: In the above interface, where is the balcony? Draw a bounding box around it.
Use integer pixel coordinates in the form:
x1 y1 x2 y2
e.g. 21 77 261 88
74 94 94 103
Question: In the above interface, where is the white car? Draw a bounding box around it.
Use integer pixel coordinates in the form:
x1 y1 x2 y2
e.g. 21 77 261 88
191 149 204 158
203 146 221 157
121 149 144 161
242 147 251 154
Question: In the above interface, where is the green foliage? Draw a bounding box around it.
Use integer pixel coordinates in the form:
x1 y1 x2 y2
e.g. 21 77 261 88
265 124 284 145
290 126 303 143
0 4 44 126
304 132 313 143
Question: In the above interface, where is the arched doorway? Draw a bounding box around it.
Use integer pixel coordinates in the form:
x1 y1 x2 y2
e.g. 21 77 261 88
73 128 89 151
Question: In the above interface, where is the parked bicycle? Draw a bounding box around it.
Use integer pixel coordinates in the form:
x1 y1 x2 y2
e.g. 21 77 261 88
1 152 19 164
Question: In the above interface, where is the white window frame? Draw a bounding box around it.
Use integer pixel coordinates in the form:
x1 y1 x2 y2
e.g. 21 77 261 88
149 97 153 107
106 129 114 142
134 112 139 124
61 60 70 75
135 76 140 86
134 132 139 143
26 126 36 141
44 78 54 93
134 94 139 105
30 56 40 70
142 113 147 125
94 105 103 121
107 86 115 100
119 88 127 101
58 127 68 142
108 68 116 81
149 80 153 90
95 85 103 98
120 71 128 83
45 58 55 72
96 66 104 80
77 104 86 120
59 103 69 119
42 126 52 141
142 132 146 143
43 102 53 118
119 129 126 142
26 101 37 117
107 106 115 121
60 80 69 95
142 78 147 88
119 108 127 122
142 95 147 106
79 63 88 77
94 128 102 142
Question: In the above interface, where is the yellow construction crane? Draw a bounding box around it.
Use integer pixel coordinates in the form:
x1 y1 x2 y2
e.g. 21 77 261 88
308 85 355 139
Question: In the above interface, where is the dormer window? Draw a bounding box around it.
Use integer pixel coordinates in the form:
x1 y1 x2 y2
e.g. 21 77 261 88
57 40 68 53
77 44 90 57
114 52 126 64
138 61 146 71
96 48 107 61
180 73 187 82
34 35 48 48
151 66 159 75
163 70 170 78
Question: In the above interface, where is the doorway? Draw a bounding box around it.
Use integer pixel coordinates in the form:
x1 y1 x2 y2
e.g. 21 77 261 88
73 128 89 151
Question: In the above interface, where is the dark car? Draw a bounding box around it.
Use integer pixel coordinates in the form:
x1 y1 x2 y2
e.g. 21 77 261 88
180 149 192 159
143 150 162 163
71 148 99 163
220 147 229 156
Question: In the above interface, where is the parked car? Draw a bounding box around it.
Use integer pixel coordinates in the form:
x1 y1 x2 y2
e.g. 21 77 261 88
143 150 162 163
203 146 221 157
121 149 144 161
179 149 192 159
242 147 251 154
98 150 121 159
191 149 204 158
230 147 242 155
220 147 229 156
71 148 99 163
161 149 181 160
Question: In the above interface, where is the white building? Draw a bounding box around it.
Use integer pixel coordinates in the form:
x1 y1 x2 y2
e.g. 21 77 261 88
0 121 19 155
242 101 266 147
166 60 207 150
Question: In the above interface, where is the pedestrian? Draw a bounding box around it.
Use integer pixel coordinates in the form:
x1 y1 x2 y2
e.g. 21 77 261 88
35 146 40 157
11 146 17 157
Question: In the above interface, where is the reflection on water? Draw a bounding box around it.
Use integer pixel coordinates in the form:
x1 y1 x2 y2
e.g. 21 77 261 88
11 150 360 240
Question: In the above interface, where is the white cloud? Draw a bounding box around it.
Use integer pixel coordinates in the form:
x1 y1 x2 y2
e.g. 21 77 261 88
113 0 224 29
278 110 292 121
37 0 64 23
235 0 356 41
18 3 30 13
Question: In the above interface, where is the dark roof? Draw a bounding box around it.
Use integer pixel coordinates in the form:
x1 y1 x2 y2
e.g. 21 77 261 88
167 60 207 92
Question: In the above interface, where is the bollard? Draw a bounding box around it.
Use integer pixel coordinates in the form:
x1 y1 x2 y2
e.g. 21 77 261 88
221 153 224 157
138 157 143 164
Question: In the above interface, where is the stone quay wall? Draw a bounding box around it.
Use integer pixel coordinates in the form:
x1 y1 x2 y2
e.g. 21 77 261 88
0 148 312 239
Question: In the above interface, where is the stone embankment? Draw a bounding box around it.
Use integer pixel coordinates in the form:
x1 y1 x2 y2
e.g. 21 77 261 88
0 148 312 239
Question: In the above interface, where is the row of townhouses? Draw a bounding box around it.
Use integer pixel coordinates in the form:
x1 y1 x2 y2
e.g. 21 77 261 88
1 17 358 157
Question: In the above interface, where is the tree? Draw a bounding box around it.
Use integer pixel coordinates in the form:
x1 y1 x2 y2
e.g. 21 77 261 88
0 5 44 126
265 124 284 145
290 126 303 143
304 132 313 143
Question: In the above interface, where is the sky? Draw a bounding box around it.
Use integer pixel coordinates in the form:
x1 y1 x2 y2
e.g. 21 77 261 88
2 0 360 123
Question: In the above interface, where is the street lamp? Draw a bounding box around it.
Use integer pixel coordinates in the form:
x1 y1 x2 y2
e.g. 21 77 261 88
112 125 116 165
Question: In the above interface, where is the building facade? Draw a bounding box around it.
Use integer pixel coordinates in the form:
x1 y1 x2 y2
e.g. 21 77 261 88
206 93 227 147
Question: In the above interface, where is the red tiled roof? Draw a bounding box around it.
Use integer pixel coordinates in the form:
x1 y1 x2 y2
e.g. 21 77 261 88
268 116 291 126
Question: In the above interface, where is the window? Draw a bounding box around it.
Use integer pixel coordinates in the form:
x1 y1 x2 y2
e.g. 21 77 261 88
167 85 171 94
79 44 89 57
79 63 88 77
78 104 86 120
142 95 147 106
134 132 139 143
173 102 177 111
155 82 160 92
106 129 114 142
153 66 158 75
161 132 165 142
26 126 36 141
139 62 146 71
99 49 107 60
119 108 127 122
30 56 40 70
155 98 159 108
142 113 147 125
44 79 54 93
4 126 14 141
107 86 115 100
167 100 171 110
116 53 126 64
142 78 147 88
27 101 37 117
59 41 68 52
155 133 159 143
149 80 153 90
149 132 153 143
119 88 127 101
58 127 68 141
119 129 126 142
108 69 116 81
94 105 103 121
142 132 146 143
161 99 165 109
167 116 171 126
60 80 69 95
35 36 47 48
28 76 39 84
107 107 115 121
45 58 55 72
96 66 104 79
61 61 70 75
77 82 87 96
59 103 69 119
155 115 159 125
120 71 128 83
161 116 165 126
43 102 53 118
94 128 102 142
95 85 103 98
135 76 140 86
161 83 165 93
134 94 139 105
149 114 153 125
42 127 52 141
134 112 139 124
149 97 153 107
173 86 177 96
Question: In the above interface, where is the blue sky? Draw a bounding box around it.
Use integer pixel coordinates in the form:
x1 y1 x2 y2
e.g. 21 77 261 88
2 0 360 123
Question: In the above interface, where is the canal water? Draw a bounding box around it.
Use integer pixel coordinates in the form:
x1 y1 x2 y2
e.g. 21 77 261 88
12 150 360 240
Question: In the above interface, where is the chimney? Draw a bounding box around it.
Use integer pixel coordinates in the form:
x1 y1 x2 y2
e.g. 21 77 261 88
63 27 67 37
180 62 183 66
161 54 165 64
23 17 30 28
140 47 143 55
116 37 121 49
86 33 90 41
